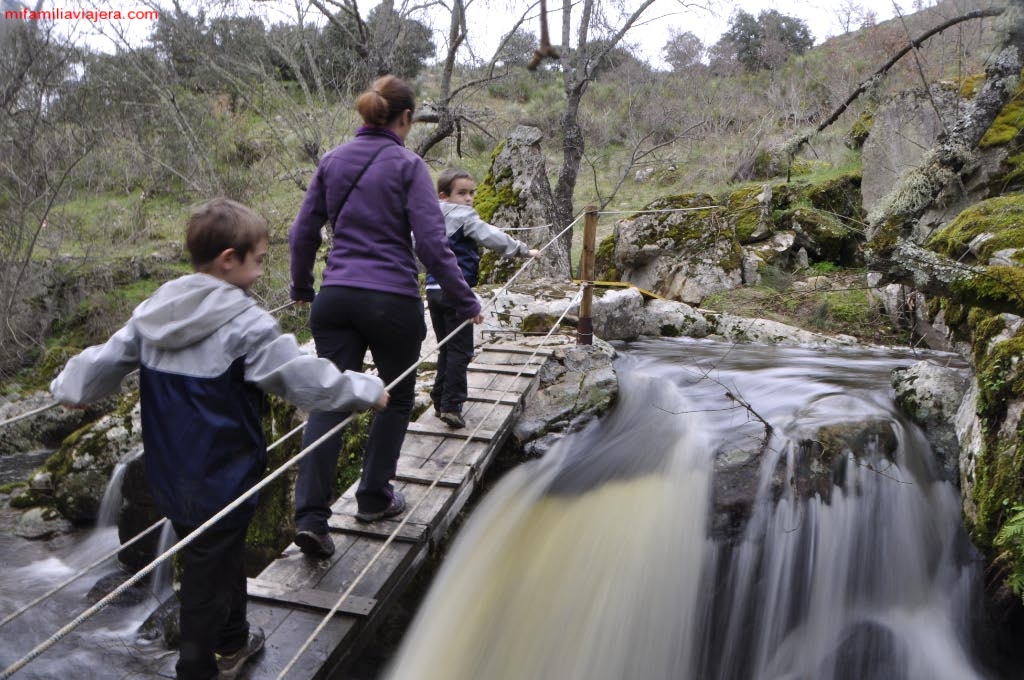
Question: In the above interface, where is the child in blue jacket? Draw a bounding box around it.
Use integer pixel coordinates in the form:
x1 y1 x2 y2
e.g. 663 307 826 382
51 198 386 680
426 169 539 428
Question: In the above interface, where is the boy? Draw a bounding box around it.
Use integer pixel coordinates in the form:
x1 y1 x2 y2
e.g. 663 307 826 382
426 169 539 429
50 198 387 680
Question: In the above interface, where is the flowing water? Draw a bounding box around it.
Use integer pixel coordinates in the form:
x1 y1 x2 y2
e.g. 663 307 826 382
0 454 171 679
386 338 998 680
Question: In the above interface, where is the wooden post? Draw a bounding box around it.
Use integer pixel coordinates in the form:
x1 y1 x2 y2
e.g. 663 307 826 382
577 206 597 346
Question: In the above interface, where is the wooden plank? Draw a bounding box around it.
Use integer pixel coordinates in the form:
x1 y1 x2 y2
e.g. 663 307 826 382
406 420 496 441
471 351 548 366
328 513 427 543
247 602 356 680
477 344 555 357
395 461 470 487
247 578 376 616
571 278 666 300
467 364 537 377
317 535 418 599
420 437 490 469
464 390 521 406
257 533 362 590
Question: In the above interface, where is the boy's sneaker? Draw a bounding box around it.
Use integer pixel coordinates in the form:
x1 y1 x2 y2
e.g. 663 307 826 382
355 490 406 523
294 530 335 558
438 411 465 429
216 626 265 679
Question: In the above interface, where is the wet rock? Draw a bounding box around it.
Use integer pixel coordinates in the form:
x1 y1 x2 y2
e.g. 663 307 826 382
892 360 972 483
512 340 618 447
14 506 73 539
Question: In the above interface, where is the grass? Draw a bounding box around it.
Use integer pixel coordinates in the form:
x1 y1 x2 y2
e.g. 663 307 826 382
701 269 910 345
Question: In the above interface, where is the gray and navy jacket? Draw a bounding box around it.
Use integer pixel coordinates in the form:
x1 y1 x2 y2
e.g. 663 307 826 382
289 126 481 320
51 273 384 528
424 202 531 289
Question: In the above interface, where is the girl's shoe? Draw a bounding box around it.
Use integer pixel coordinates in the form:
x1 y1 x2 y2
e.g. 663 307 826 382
355 490 406 523
438 411 465 429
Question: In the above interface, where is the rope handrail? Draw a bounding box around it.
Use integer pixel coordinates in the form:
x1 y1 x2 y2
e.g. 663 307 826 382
0 302 297 430
274 281 587 679
0 516 168 630
1 216 579 678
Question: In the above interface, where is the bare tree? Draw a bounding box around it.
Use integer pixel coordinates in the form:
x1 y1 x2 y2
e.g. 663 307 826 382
0 21 95 377
547 0 703 274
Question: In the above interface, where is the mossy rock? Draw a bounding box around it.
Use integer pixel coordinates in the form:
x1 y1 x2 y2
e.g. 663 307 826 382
979 70 1024 149
594 234 619 282
845 109 874 150
780 206 860 265
927 194 1024 263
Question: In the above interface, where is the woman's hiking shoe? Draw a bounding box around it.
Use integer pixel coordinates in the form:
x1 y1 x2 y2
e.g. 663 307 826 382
355 490 406 523
438 411 465 429
216 626 265 679
294 530 335 558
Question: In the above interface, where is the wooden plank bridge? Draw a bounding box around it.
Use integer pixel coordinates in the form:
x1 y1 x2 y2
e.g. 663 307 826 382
217 338 558 680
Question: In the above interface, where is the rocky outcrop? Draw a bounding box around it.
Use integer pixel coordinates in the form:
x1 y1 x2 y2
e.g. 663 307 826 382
476 125 566 280
892 359 973 483
15 401 144 524
511 339 619 457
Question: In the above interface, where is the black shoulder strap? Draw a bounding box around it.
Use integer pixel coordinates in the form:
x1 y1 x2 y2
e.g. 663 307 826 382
334 143 389 228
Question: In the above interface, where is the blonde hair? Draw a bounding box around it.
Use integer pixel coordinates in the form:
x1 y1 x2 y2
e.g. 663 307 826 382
185 198 268 268
355 75 416 127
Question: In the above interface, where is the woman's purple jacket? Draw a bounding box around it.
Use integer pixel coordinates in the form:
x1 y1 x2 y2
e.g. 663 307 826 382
289 126 481 320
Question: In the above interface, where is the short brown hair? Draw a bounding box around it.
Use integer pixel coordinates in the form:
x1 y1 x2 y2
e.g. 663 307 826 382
355 75 416 127
437 168 473 196
185 198 268 268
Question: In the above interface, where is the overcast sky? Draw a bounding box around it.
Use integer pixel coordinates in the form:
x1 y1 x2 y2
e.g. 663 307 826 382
54 0 940 67
459 0 942 67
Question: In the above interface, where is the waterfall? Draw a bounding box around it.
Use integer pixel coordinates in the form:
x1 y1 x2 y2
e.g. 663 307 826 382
385 339 995 680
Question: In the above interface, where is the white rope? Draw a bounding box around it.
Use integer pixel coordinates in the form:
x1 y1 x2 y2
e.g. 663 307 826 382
0 301 298 431
274 282 585 680
501 223 552 231
1 216 577 677
0 517 168 630
0 417 308 679
596 205 720 216
0 402 61 428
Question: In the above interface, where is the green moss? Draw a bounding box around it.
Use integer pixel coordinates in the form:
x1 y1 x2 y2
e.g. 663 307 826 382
960 72 986 99
951 266 1024 315
522 313 560 333
473 141 520 223
244 395 301 569
594 234 619 281
10 490 46 508
0 481 26 494
928 195 1024 263
801 172 864 220
980 72 1024 149
723 186 763 243
846 109 874 149
336 410 373 493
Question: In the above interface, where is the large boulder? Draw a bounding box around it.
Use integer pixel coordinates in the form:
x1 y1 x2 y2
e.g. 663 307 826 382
512 340 618 456
892 359 973 483
614 194 743 305
16 401 143 524
476 126 565 280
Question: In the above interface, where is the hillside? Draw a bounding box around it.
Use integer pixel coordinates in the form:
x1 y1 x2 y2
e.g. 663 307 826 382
0 0 1007 387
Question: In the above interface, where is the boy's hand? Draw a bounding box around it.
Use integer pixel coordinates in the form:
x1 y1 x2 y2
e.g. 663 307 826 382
527 249 540 258
374 391 390 411
471 314 484 324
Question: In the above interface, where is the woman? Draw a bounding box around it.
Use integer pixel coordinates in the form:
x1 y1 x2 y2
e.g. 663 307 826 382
289 75 482 558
